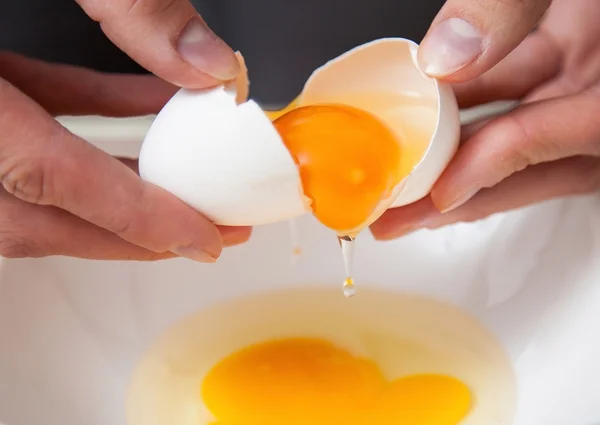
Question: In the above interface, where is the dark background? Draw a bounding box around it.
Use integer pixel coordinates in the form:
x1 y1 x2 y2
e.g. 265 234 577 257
0 0 444 107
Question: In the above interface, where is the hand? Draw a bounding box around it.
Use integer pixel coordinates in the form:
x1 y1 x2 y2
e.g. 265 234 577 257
417 0 552 81
371 0 600 240
0 52 251 261
74 0 240 88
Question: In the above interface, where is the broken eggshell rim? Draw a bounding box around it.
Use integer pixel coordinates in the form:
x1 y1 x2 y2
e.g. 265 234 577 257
389 39 460 208
291 37 460 231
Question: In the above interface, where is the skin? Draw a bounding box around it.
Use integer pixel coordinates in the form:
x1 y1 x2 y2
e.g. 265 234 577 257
0 0 251 261
2 0 596 258
371 0 600 240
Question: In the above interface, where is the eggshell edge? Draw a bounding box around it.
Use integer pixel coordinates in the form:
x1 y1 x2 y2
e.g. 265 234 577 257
389 42 460 208
139 87 311 227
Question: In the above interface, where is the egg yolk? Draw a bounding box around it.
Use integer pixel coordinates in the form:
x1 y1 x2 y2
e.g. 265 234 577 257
201 338 472 425
371 375 472 425
272 104 402 234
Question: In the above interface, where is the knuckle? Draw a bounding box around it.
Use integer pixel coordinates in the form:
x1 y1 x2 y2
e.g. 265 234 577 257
0 157 50 205
492 114 533 176
109 215 135 238
103 185 148 241
495 112 564 172
0 192 58 259
0 212 44 258
0 236 41 259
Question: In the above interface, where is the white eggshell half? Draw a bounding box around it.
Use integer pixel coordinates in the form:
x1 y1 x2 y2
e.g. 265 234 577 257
139 87 309 226
299 38 460 210
139 38 460 229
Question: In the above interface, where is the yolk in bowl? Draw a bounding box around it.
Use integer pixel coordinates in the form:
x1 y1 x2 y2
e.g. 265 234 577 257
272 105 403 234
201 337 472 425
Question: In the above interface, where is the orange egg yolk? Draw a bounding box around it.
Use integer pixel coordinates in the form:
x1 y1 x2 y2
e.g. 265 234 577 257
272 104 402 234
201 338 472 425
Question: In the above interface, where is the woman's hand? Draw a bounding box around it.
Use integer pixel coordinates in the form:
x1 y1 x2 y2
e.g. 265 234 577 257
0 52 250 261
416 0 552 81
0 0 251 261
371 0 600 240
73 0 240 88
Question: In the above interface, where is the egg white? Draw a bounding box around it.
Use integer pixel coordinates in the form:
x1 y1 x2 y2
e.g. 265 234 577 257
126 287 517 425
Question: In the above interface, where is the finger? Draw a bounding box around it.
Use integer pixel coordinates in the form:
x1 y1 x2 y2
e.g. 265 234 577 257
523 70 590 103
460 119 492 142
0 188 177 260
418 0 552 82
217 225 253 248
118 157 141 174
0 51 178 116
523 78 569 103
452 29 562 108
430 91 600 212
74 0 240 88
116 157 253 248
0 77 249 262
371 156 600 240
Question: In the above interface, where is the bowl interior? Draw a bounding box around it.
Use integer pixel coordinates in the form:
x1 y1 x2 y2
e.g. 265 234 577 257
0 193 600 425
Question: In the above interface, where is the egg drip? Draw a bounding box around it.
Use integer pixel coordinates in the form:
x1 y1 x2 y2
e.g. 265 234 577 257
201 337 472 425
272 104 403 296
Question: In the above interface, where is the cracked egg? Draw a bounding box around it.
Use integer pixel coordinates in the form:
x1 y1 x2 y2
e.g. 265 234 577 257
138 38 460 237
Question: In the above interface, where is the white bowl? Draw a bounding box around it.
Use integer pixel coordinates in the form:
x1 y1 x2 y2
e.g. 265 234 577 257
1 111 600 425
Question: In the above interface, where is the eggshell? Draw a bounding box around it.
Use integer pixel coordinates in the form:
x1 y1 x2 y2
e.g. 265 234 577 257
139 38 460 229
225 51 250 105
298 38 460 211
138 87 309 226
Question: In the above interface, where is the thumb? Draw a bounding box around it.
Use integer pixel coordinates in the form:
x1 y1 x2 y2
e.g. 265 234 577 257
75 0 240 88
418 0 552 82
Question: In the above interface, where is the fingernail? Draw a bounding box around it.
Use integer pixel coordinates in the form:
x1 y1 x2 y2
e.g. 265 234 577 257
439 189 478 213
220 226 252 247
173 244 218 263
177 17 240 80
419 18 483 76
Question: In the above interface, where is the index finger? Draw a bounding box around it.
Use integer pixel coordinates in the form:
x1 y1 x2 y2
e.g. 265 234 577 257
0 76 229 262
